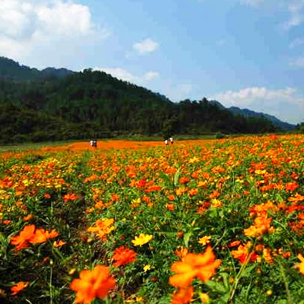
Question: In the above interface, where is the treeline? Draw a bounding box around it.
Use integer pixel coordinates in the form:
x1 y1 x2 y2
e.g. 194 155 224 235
0 59 279 143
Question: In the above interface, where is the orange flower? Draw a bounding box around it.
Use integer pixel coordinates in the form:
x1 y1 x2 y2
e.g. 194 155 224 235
167 203 175 211
30 229 58 244
11 281 29 296
175 247 188 260
231 242 259 264
10 225 35 251
169 246 221 288
285 182 298 191
70 265 115 304
145 185 162 193
63 193 78 202
11 225 59 250
53 240 66 247
111 193 119 201
23 214 34 222
136 179 146 188
112 246 137 267
228 240 241 248
244 213 275 238
179 177 190 184
263 247 273 264
168 194 175 201
171 286 193 304
188 188 198 196
87 218 115 241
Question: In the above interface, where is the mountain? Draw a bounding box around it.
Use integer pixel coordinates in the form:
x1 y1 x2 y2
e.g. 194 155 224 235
209 100 295 131
0 56 73 81
228 106 295 131
40 67 73 79
0 57 286 143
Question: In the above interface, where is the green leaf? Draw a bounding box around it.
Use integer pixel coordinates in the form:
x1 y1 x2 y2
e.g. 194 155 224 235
206 280 228 293
241 263 257 278
183 232 192 248
174 167 181 187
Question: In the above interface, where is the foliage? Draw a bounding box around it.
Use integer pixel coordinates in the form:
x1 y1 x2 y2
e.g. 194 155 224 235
0 58 280 143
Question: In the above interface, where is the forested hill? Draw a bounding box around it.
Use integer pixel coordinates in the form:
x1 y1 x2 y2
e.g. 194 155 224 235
0 57 73 80
0 57 283 143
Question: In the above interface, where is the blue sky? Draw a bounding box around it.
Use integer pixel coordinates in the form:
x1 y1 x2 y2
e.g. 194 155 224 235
1 0 304 124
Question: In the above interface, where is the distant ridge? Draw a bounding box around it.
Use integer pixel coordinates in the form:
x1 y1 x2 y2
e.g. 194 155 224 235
0 56 73 80
209 100 295 131
228 106 295 131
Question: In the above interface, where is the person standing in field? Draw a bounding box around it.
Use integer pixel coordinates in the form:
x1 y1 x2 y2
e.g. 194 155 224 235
169 137 174 144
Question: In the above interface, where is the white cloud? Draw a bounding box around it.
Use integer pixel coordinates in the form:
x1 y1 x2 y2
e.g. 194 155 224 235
283 1 304 30
133 38 159 55
290 55 304 68
144 71 159 81
211 87 304 124
239 0 304 30
0 0 109 66
93 67 159 84
212 87 298 106
289 38 304 48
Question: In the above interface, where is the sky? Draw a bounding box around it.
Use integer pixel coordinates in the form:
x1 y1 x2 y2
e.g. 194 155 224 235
1 0 304 124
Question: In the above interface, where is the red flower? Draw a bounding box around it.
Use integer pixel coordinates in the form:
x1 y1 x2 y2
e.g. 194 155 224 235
112 246 137 267
179 177 190 184
63 193 78 202
145 185 162 193
136 179 146 188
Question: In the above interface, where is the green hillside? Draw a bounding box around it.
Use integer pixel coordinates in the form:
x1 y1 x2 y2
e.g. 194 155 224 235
0 57 280 143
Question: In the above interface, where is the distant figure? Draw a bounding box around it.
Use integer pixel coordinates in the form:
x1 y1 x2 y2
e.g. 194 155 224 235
169 137 174 144
164 139 169 145
90 139 97 149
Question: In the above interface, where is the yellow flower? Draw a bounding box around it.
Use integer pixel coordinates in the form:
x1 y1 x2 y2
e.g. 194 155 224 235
200 292 210 303
211 199 223 208
189 156 199 164
295 253 304 275
199 236 211 246
132 234 153 247
143 265 151 272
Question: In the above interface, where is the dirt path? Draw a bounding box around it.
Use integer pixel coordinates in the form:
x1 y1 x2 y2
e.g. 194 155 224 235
40 139 218 152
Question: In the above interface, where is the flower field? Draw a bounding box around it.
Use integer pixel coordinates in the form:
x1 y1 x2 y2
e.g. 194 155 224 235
1 135 304 304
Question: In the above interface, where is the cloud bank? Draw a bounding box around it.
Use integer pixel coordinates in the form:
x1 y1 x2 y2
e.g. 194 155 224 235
0 0 109 67
212 87 304 124
93 67 159 84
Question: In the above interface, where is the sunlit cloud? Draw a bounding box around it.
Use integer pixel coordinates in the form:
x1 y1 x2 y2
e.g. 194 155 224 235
93 67 159 84
0 0 110 66
133 38 159 55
